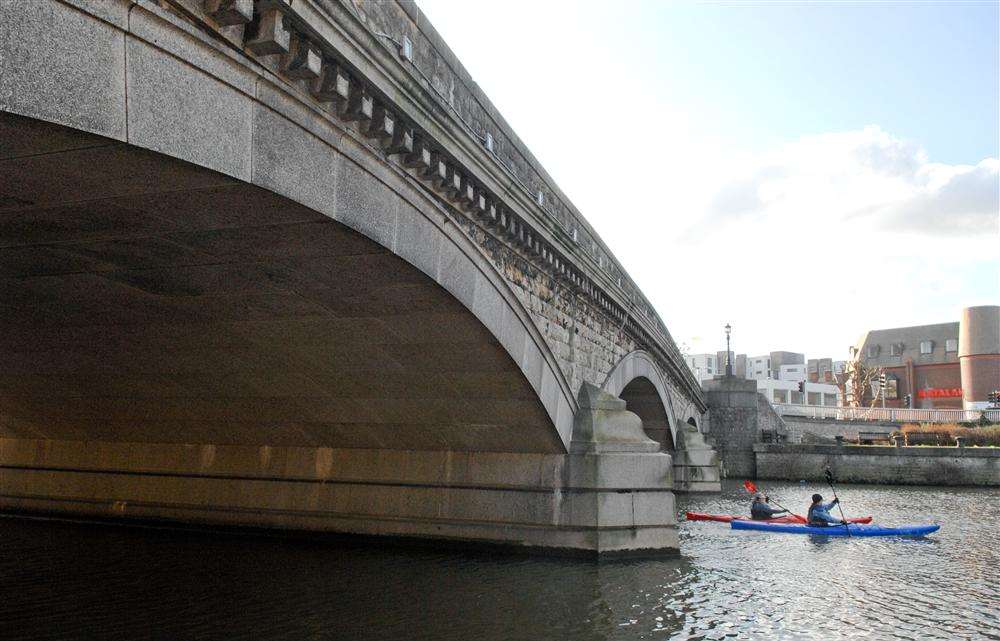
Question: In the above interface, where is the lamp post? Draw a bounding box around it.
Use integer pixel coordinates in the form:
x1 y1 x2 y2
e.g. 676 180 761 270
725 323 732 376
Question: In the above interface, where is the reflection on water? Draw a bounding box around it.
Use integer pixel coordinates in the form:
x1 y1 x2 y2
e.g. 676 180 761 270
1 481 997 640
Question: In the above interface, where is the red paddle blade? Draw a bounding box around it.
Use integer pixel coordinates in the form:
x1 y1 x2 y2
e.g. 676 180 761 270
743 480 757 494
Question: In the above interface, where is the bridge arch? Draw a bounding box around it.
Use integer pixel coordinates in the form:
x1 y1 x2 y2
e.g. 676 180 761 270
601 350 680 451
0 1 578 453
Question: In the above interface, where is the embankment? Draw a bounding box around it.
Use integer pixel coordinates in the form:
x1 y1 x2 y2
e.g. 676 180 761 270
754 443 999 486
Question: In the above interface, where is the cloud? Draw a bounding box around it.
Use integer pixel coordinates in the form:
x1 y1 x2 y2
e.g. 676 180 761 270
681 126 999 240
619 125 998 361
875 158 999 236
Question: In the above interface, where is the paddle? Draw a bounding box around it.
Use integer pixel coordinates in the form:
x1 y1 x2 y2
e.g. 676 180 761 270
743 480 805 523
824 467 852 537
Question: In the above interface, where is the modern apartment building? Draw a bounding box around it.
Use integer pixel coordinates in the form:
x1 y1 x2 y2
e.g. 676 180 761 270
807 358 846 384
685 353 722 382
690 349 840 406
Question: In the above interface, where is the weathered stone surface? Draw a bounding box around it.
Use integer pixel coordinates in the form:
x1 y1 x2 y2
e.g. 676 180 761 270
251 102 342 218
755 443 1000 486
0 436 679 555
0 0 126 140
125 37 254 180
571 383 659 454
0 0 718 556
334 158 399 249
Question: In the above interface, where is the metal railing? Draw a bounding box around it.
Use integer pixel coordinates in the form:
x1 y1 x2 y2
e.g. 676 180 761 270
772 403 1000 424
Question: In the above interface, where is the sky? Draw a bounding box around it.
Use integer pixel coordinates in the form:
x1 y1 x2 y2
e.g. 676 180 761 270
415 0 1000 361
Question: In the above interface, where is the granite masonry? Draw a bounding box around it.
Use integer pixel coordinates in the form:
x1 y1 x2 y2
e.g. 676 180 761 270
0 0 720 555
755 443 1000 486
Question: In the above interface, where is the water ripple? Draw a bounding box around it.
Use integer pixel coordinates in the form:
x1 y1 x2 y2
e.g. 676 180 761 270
0 482 998 640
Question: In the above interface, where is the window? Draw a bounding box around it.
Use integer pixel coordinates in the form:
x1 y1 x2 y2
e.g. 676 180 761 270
920 341 933 355
885 376 898 400
706 368 712 374
890 343 904 356
866 345 880 358
945 339 958 352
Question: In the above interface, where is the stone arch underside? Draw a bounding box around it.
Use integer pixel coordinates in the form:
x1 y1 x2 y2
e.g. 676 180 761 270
618 378 674 451
0 111 569 454
601 350 684 451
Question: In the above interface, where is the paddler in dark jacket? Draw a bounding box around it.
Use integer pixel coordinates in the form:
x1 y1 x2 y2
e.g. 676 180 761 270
750 494 788 520
807 494 846 526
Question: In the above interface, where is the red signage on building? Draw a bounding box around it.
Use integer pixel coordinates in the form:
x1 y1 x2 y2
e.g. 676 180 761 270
916 388 962 399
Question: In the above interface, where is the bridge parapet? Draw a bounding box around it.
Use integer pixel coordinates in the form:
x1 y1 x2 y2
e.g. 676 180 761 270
170 0 703 409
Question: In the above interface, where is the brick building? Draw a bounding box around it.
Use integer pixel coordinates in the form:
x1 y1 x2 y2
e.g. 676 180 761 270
852 305 1000 410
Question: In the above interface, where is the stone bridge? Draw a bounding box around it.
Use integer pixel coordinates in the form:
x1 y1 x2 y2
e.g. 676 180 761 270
0 0 719 555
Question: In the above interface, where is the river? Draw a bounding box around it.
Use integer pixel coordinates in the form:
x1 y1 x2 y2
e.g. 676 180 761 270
1 480 997 640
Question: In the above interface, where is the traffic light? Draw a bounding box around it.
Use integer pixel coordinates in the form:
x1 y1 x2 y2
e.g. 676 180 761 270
797 381 805 393
879 373 887 389
903 393 911 407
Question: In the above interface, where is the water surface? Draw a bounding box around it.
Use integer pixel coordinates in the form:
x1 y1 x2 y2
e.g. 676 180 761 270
1 481 997 640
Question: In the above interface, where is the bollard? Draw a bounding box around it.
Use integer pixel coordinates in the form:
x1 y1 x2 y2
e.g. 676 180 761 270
955 436 965 449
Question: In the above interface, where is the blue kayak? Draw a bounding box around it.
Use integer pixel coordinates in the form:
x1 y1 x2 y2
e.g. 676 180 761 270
731 520 939 537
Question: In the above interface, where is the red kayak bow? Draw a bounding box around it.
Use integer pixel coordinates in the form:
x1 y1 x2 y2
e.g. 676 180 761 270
685 511 873 525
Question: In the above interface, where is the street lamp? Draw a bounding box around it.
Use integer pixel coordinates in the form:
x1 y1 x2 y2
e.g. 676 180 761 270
725 323 732 376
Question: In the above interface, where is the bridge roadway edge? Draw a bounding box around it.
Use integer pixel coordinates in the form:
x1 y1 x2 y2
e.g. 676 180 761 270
0 0 721 554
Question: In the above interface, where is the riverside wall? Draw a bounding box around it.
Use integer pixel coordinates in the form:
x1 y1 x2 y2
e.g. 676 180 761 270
781 416 901 443
754 443 1000 486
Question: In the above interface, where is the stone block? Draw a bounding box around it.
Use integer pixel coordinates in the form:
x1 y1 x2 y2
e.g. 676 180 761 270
125 37 253 180
499 311 529 368
384 124 413 156
245 7 289 55
470 272 506 342
283 35 322 80
334 158 399 249
0 0 126 140
340 85 373 123
204 0 253 26
403 138 431 170
393 203 443 279
365 104 394 143
311 61 350 106
251 102 341 219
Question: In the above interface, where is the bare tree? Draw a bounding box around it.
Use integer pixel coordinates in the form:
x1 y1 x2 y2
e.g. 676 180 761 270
834 358 885 408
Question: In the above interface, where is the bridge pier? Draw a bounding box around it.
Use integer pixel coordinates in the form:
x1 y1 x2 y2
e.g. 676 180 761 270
0 384 678 556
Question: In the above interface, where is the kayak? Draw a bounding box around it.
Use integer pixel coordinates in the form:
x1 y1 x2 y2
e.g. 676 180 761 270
731 520 940 537
685 512 873 525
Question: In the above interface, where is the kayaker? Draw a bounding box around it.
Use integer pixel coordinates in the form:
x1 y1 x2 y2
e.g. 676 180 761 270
807 494 846 526
750 494 788 520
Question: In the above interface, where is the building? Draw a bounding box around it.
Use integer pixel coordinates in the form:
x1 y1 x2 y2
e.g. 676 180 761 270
770 351 805 379
851 305 1000 410
686 353 722 382
693 349 839 406
757 378 840 407
715 351 747 378
742 351 805 381
807 358 846 384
